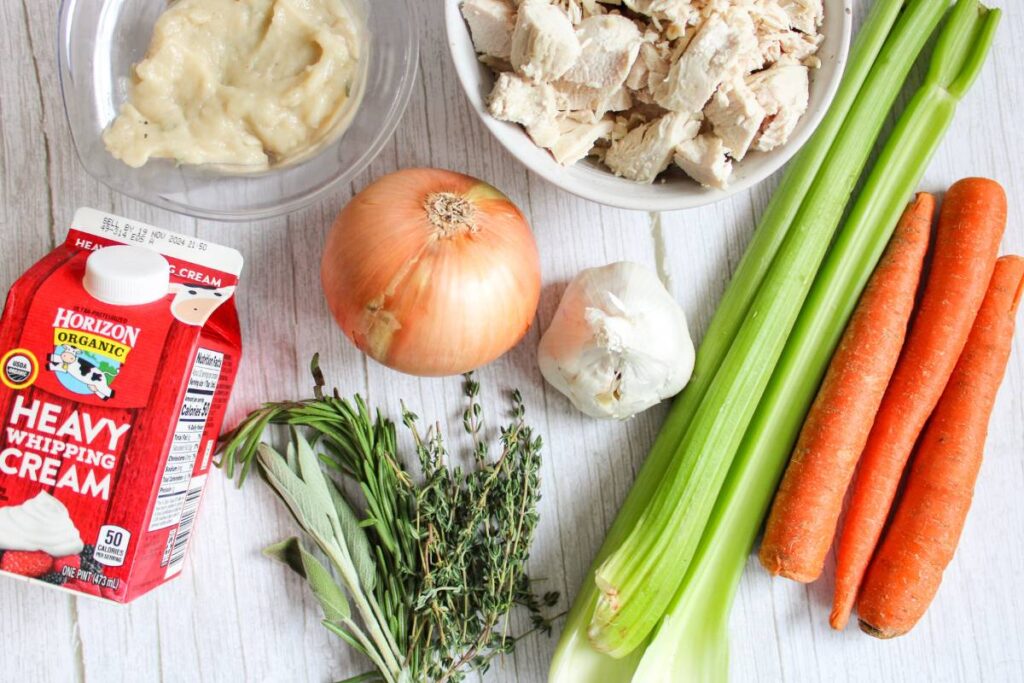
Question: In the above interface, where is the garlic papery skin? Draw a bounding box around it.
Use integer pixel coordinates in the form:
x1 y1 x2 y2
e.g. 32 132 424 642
538 261 695 420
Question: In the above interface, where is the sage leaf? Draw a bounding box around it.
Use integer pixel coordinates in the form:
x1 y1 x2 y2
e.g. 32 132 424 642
323 620 368 656
300 543 351 623
296 433 379 592
330 480 377 592
257 444 335 547
296 433 342 532
285 440 299 474
263 537 305 578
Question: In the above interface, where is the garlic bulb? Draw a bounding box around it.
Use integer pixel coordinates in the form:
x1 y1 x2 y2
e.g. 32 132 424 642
538 261 695 420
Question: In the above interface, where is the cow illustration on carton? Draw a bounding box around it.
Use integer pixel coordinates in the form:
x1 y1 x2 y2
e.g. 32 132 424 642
47 345 116 400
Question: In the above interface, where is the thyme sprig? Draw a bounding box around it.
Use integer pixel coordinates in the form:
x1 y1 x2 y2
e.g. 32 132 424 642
219 356 558 682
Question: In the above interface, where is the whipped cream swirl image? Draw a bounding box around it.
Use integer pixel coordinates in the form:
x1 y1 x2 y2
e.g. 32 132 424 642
0 491 85 556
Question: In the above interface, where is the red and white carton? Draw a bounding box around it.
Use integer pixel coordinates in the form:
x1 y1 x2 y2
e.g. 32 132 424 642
0 208 243 603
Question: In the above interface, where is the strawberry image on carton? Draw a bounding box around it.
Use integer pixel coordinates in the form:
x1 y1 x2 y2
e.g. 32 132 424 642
0 208 243 603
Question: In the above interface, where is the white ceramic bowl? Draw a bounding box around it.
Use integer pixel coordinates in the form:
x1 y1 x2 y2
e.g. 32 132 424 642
446 1 853 211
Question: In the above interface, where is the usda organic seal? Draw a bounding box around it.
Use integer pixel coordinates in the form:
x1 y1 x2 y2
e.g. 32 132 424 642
2 349 38 390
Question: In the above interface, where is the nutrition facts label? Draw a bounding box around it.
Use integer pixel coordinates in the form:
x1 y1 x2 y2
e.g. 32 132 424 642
148 349 223 531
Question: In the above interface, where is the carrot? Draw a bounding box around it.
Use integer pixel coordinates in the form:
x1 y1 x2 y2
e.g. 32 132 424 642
830 178 1008 630
857 255 1024 638
759 194 934 583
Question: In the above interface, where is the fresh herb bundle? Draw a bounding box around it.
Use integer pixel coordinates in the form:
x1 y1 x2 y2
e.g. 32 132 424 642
219 356 558 683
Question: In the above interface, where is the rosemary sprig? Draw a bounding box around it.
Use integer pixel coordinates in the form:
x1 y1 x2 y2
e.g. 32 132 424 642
219 356 558 682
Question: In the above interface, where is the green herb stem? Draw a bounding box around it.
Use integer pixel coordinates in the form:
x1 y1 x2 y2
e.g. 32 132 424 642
324 542 405 679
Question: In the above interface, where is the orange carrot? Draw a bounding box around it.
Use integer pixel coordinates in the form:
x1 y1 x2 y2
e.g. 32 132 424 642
759 194 934 583
830 178 1008 630
857 255 1024 638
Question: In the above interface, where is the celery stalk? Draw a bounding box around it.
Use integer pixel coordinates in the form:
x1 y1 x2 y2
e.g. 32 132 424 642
631 3 999 681
586 0 950 658
547 2 909 677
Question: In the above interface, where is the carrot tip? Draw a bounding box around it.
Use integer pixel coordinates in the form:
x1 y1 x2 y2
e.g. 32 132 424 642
829 608 849 631
859 619 902 640
1004 256 1024 311
759 551 819 583
778 568 818 584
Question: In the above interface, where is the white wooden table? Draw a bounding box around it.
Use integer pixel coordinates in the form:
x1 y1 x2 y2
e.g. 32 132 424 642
2 2 1022 682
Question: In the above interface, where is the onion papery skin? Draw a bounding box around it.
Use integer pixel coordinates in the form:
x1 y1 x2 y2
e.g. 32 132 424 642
322 168 542 377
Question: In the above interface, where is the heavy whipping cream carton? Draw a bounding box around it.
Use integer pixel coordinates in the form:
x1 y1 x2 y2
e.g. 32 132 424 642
0 209 243 602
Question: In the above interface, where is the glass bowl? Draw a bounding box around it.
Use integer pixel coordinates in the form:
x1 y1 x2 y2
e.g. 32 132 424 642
59 0 419 222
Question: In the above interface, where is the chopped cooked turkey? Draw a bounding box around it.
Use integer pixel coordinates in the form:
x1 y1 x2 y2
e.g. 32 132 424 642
464 0 823 185
628 100 672 123
654 8 761 115
548 14 641 115
480 54 515 74
542 114 617 164
748 0 791 31
488 72 558 129
462 0 516 60
554 0 608 24
674 133 733 189
526 118 561 148
526 111 612 163
624 0 697 30
749 0 823 65
563 16 643 89
605 113 700 183
747 63 809 152
628 38 672 93
552 80 633 114
778 0 824 35
511 0 582 82
626 53 649 91
704 79 765 160
763 29 823 65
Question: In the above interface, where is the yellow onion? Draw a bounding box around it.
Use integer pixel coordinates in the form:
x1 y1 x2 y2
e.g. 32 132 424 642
322 168 542 376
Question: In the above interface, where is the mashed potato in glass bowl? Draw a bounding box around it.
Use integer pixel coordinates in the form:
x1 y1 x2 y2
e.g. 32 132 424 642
59 0 418 221
103 0 366 173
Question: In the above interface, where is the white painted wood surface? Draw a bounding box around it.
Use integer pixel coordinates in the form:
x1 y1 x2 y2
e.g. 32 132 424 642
2 1 1022 681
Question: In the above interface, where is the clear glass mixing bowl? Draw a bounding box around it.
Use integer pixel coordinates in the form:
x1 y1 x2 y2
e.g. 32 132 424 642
59 0 419 222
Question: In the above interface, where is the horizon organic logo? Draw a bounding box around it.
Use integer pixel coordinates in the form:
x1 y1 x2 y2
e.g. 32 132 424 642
52 308 141 352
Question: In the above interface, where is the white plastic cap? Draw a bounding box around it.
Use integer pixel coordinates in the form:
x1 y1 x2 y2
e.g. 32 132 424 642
83 245 171 306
